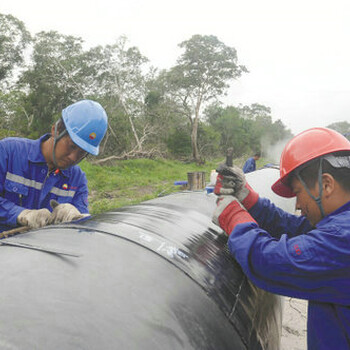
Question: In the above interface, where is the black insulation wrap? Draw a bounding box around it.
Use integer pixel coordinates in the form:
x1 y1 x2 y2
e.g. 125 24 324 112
0 168 293 349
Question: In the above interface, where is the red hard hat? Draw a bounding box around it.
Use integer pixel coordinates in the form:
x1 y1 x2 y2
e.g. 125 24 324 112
272 127 350 198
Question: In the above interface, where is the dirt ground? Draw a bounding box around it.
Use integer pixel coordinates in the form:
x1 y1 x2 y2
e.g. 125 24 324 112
280 297 308 350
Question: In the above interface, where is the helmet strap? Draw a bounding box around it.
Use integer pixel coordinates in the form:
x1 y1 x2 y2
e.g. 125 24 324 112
296 158 325 218
74 153 88 166
52 120 68 169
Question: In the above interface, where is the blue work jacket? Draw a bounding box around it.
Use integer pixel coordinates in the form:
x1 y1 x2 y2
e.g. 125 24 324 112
228 197 350 349
243 157 256 173
0 134 89 232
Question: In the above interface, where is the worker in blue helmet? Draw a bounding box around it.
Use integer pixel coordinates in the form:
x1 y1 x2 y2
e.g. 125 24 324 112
0 100 108 233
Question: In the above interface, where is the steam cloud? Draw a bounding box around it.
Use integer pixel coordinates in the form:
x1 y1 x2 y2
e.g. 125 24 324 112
260 136 292 164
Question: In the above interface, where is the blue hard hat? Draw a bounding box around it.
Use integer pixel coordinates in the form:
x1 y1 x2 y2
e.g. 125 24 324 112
62 100 108 155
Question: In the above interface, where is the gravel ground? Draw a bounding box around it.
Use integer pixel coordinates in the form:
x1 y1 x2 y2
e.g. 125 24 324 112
280 297 308 350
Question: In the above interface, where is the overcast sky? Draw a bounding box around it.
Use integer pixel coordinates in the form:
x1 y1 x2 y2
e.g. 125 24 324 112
2 0 350 135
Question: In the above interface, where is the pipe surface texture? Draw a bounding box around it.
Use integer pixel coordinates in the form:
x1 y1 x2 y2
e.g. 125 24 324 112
0 168 295 349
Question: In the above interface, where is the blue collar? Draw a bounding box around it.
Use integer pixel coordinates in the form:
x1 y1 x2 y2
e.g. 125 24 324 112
316 200 350 227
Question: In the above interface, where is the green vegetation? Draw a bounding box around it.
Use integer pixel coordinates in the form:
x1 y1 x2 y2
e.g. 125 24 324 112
1 12 347 169
81 156 268 214
0 13 293 163
81 158 220 214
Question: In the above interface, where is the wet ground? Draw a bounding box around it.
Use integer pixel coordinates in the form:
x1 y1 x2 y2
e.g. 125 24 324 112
281 297 307 350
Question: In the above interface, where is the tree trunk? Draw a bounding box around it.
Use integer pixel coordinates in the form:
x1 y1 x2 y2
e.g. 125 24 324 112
191 120 200 161
127 113 142 150
191 96 202 162
119 97 142 151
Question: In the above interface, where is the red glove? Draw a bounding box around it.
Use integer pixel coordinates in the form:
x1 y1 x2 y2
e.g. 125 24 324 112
212 196 257 235
239 182 259 210
214 164 259 210
214 174 236 195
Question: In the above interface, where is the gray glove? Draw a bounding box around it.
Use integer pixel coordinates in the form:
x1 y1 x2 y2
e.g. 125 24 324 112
17 208 51 229
49 200 90 224
214 164 246 197
214 164 259 210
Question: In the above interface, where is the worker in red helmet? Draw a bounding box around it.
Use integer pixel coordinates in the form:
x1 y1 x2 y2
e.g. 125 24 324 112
212 127 350 349
0 100 108 233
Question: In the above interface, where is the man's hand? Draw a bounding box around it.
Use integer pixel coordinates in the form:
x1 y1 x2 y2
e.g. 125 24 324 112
212 196 257 235
214 164 259 210
17 209 51 229
214 164 244 195
49 200 90 224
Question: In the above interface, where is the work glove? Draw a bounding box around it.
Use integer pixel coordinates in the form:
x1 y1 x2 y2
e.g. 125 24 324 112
212 196 257 235
214 164 259 210
49 200 89 225
17 208 51 229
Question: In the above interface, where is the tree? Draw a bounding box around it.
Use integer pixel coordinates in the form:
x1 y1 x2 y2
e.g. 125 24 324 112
0 89 32 135
208 105 251 156
90 36 151 153
237 103 293 155
197 123 221 158
18 31 88 135
327 121 350 138
165 34 247 161
143 71 193 157
238 103 272 120
0 13 31 89
206 102 292 158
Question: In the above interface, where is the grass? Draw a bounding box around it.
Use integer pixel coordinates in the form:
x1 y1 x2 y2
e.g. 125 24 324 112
80 158 221 214
80 156 271 214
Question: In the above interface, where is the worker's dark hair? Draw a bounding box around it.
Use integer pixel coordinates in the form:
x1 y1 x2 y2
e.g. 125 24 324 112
292 151 350 192
254 151 261 157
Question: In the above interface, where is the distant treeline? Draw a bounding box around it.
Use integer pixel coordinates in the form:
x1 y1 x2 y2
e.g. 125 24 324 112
1 13 348 163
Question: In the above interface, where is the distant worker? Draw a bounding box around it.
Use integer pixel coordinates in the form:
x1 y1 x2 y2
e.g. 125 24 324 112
0 99 108 233
213 127 350 349
242 151 261 173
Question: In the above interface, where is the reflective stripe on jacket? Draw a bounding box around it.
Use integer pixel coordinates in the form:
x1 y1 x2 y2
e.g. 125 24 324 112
0 134 89 232
228 197 350 350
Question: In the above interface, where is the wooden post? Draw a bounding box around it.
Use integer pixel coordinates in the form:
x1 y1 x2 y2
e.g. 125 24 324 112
187 172 206 190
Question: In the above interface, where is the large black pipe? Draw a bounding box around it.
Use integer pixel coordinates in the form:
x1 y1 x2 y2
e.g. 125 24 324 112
0 168 294 349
